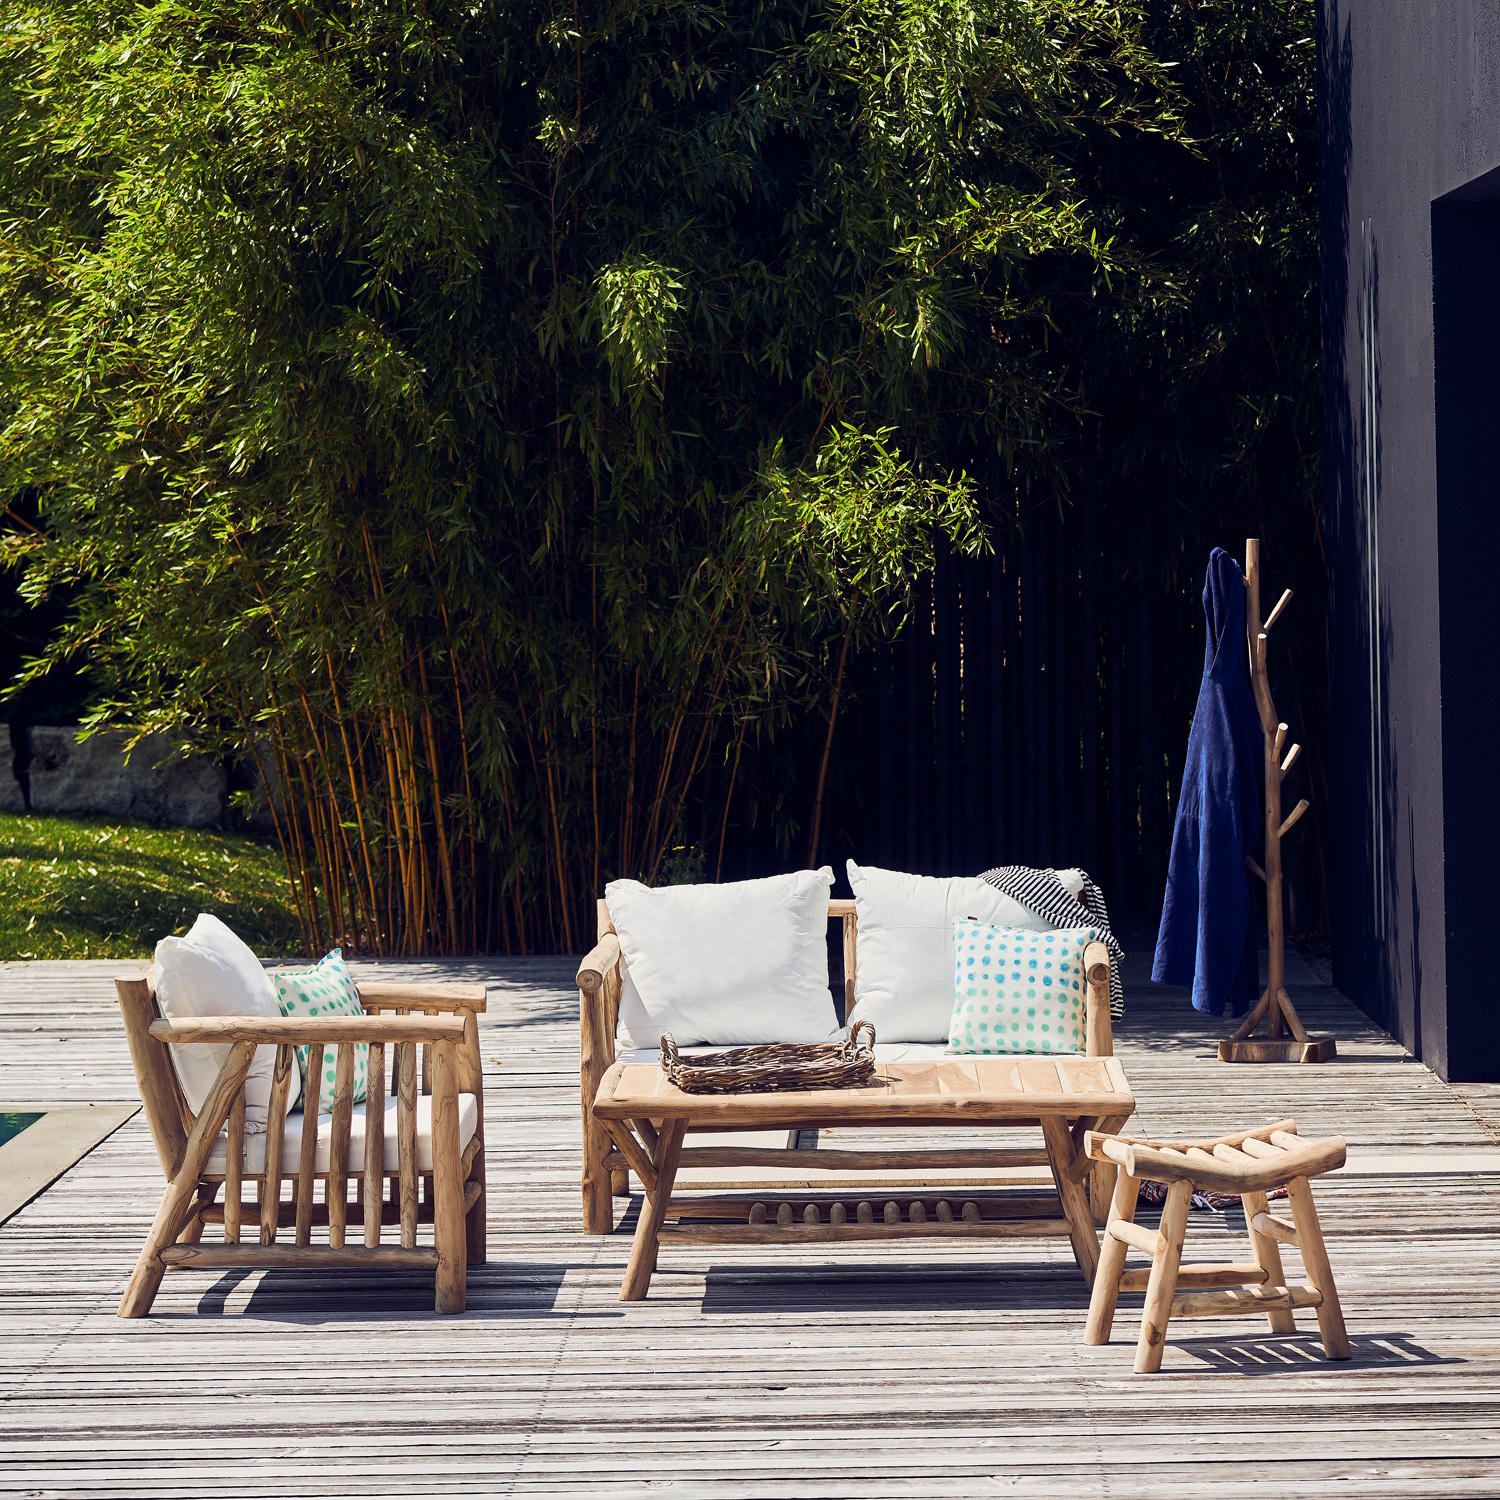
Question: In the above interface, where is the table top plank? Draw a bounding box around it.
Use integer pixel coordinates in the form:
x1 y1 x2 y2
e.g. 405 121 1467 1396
594 1055 1134 1125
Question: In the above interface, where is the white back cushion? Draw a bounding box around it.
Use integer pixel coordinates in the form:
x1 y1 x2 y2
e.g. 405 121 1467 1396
152 913 301 1132
846 860 1053 1042
609 868 839 1047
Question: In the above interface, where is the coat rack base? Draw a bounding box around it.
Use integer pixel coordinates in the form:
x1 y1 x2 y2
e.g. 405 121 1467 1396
1219 1036 1338 1064
1220 984 1338 1064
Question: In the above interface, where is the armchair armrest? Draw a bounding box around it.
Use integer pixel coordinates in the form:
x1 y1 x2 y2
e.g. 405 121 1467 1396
149 1015 468 1046
355 981 487 1013
577 934 622 993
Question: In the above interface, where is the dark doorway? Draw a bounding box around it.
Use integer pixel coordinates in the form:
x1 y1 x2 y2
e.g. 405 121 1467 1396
1432 170 1500 1081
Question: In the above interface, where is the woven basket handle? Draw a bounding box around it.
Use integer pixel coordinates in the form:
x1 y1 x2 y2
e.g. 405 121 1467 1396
659 1033 681 1071
845 1019 876 1056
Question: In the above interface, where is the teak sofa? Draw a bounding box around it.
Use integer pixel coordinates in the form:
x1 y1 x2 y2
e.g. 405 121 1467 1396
115 973 488 1316
576 896 1122 1239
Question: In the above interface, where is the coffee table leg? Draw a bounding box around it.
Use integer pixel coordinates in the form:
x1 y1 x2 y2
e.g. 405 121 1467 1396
620 1118 687 1301
1041 1115 1101 1287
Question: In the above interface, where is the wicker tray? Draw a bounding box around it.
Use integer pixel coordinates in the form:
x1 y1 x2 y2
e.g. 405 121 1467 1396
659 1020 877 1095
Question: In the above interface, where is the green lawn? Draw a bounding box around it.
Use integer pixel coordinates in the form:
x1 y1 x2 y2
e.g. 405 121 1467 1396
0 812 301 960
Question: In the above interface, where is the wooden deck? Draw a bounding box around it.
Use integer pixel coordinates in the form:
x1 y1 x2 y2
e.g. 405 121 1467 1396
2 954 1499 1496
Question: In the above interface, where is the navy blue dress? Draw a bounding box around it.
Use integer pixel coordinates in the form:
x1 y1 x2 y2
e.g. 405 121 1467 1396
1153 549 1263 1016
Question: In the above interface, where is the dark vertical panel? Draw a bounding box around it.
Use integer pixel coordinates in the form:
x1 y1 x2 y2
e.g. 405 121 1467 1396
902 589 921 870
933 535 957 872
1035 504 1055 865
874 646 894 867
1052 501 1070 864
1080 425 1101 881
918 574 938 874
961 552 987 873
1005 509 1024 860
1108 503 1128 903
1065 506 1082 866
1137 503 1160 908
1123 552 1141 909
987 542 1008 863
1019 501 1039 864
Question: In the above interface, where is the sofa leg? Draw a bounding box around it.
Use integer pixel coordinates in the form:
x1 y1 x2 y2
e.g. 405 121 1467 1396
465 1146 488 1266
582 1152 615 1234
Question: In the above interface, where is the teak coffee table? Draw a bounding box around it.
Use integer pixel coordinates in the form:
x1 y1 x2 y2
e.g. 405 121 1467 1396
592 1053 1135 1300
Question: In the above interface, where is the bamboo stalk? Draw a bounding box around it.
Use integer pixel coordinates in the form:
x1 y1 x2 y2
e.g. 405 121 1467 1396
416 653 459 953
326 655 382 952
381 710 414 955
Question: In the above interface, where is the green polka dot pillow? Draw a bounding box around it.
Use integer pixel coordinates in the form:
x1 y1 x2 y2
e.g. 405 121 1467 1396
946 920 1100 1055
272 950 367 1110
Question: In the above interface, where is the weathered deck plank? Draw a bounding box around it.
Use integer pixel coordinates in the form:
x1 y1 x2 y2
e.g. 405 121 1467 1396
1 956 1498 1496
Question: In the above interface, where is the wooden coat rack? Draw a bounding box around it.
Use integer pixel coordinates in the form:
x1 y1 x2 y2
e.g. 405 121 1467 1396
1219 539 1337 1064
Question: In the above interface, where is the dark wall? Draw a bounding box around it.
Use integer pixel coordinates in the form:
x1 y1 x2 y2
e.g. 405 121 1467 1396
1319 0 1500 1080
766 478 1325 948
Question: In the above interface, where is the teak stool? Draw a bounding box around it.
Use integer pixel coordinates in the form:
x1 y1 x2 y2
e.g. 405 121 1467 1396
1082 1119 1350 1372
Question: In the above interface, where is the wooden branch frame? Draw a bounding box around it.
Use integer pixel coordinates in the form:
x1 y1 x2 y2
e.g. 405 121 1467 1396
114 972 488 1317
576 895 1121 1234
594 1055 1132 1299
1221 539 1338 1064
1083 1120 1350 1370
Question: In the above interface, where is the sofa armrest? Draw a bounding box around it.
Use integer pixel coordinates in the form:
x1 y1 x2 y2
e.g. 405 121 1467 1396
149 1015 468 1046
577 934 622 993
355 981 487 1013
1083 941 1112 1058
578 926 622 1233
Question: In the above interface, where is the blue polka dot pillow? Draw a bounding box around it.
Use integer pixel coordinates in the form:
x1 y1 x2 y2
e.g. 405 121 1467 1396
272 949 368 1109
947 919 1100 1055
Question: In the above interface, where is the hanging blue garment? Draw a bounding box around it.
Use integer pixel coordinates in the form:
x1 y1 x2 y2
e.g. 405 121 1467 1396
1153 549 1262 1015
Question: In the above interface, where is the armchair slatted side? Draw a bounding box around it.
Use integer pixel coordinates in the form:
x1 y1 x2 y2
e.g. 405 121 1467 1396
114 974 488 1317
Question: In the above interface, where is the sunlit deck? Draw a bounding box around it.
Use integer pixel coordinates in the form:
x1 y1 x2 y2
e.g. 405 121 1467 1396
3 955 1499 1496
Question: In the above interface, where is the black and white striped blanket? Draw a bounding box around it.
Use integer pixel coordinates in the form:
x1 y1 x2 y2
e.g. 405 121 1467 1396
977 866 1126 1019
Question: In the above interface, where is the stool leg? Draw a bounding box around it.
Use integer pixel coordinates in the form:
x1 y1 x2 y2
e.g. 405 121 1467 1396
1135 1178 1191 1374
1242 1188 1297 1335
1085 1167 1140 1345
1088 1161 1115 1227
1286 1175 1350 1359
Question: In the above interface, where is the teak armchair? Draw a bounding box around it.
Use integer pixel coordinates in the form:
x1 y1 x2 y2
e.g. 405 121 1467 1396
576 897 1119 1234
115 974 488 1317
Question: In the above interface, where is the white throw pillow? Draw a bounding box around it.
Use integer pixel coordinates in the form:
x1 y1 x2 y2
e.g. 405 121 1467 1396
846 860 1053 1042
609 868 839 1047
152 913 301 1132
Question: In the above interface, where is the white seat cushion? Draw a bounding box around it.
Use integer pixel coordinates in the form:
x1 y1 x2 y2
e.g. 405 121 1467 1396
205 1092 479 1176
